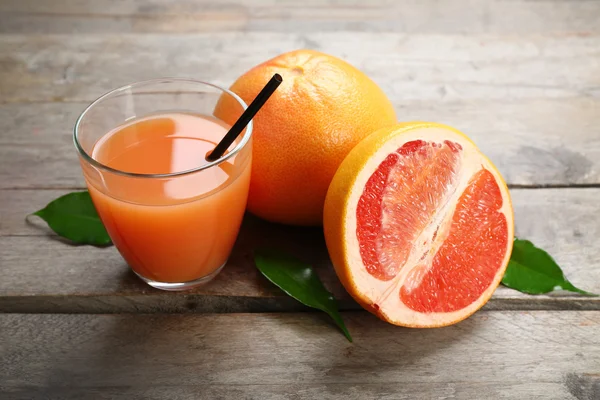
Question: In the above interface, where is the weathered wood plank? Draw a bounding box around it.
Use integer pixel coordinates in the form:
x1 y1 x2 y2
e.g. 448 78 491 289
1 98 599 188
2 33 599 104
5 383 591 400
1 0 600 34
0 383 580 400
2 33 598 185
1 312 599 400
1 188 598 312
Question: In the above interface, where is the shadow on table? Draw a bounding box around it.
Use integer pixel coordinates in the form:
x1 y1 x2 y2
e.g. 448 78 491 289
37 310 487 395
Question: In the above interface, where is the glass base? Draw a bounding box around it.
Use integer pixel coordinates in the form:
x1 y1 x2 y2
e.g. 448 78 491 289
133 263 225 291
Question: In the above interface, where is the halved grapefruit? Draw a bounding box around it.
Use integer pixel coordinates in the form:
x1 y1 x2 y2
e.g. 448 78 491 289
323 122 514 327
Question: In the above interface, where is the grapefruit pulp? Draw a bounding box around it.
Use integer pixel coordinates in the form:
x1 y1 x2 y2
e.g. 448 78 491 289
324 122 514 327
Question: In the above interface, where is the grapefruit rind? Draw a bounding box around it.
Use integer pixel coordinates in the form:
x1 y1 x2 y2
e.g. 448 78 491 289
214 49 397 226
323 122 514 328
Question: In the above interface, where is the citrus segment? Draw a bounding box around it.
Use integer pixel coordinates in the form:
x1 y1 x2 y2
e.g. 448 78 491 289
399 168 509 313
323 122 514 328
357 140 462 282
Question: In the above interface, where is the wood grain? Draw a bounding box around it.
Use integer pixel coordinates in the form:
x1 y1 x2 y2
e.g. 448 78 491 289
2 98 599 188
3 33 600 104
2 31 599 187
1 187 598 313
1 311 599 399
1 384 580 400
1 2 598 397
1 0 600 34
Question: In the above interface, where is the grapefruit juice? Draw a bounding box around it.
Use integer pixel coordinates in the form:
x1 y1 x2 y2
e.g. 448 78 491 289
80 111 251 289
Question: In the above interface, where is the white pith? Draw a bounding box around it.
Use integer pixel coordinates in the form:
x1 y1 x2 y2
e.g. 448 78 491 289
343 127 514 327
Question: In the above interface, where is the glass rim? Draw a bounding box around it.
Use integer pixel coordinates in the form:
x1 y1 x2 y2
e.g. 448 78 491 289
73 77 253 179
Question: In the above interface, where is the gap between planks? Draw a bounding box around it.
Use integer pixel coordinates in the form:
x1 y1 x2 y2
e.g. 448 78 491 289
2 294 600 314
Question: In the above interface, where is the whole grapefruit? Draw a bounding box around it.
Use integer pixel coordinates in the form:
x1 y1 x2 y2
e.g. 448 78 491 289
214 49 396 226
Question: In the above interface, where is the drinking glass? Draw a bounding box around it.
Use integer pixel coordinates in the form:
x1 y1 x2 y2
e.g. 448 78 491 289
74 78 252 290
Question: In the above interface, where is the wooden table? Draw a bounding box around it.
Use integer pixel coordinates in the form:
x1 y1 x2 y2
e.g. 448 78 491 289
1 1 600 399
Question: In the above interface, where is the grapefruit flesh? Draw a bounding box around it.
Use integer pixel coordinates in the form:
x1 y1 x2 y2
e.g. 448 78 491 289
324 122 514 327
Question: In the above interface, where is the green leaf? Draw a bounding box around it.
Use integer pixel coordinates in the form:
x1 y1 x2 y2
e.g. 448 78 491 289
254 249 352 342
502 239 595 296
31 191 112 246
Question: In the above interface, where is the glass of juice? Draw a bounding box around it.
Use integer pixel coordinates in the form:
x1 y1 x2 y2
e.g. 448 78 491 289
73 78 252 290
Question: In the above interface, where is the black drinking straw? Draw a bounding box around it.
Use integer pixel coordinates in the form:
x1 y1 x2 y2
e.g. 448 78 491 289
206 73 283 161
